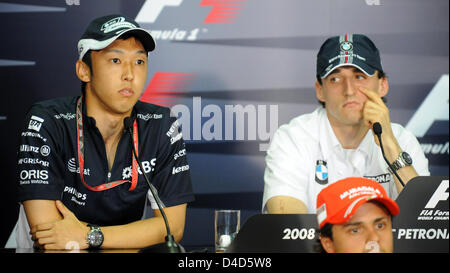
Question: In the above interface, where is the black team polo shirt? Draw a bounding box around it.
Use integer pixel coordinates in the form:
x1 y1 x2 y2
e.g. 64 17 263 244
17 96 194 226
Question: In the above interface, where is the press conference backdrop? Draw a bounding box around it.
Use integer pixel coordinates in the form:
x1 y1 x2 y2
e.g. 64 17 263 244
0 0 448 248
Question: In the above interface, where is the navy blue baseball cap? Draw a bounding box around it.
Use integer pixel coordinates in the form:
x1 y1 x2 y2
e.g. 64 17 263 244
78 14 156 60
316 34 383 79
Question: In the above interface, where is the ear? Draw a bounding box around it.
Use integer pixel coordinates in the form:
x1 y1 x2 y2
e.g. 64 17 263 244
315 80 325 103
319 235 335 253
76 60 91 83
378 75 389 97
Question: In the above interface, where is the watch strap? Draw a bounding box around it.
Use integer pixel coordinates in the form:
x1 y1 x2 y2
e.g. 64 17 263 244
86 224 103 249
389 152 411 174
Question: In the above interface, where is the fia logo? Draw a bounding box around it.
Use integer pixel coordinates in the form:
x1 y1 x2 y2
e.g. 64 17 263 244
418 179 449 221
425 179 449 209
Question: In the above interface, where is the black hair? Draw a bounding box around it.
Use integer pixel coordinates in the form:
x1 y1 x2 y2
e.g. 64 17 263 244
316 70 387 107
313 224 333 253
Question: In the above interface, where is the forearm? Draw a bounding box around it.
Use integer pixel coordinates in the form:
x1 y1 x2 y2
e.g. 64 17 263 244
266 196 308 214
382 139 419 193
23 200 62 229
100 217 168 249
99 204 187 249
27 199 187 250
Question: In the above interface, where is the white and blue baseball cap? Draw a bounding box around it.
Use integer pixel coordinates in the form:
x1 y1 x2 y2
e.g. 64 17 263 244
77 14 156 60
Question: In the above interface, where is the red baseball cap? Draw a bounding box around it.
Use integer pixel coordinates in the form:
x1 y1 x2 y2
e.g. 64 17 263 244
316 177 399 229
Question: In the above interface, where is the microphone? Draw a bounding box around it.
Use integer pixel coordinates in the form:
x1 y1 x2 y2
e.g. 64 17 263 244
123 117 185 253
372 122 405 187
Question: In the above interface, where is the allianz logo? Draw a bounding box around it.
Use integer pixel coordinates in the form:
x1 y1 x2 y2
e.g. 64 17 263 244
67 158 91 176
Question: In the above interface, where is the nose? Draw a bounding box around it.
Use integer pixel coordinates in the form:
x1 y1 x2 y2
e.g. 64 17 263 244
367 227 381 243
343 77 358 97
122 62 134 82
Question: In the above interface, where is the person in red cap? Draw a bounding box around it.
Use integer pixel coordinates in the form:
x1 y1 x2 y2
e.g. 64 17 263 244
316 177 399 253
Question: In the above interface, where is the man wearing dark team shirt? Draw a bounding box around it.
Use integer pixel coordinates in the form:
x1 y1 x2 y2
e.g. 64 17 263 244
16 15 194 250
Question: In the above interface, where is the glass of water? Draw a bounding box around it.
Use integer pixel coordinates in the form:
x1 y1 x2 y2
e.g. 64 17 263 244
214 209 240 253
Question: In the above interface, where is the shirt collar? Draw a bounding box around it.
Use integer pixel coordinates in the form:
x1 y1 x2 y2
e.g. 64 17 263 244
80 95 138 129
319 107 373 157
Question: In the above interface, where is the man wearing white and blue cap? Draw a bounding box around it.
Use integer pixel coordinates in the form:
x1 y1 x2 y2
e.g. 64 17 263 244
16 14 194 250
263 34 429 215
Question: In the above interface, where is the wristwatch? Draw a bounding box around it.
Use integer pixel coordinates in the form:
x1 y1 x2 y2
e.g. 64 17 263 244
86 224 104 249
389 151 412 173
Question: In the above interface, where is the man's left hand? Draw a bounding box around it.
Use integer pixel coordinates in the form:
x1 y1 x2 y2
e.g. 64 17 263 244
30 200 90 250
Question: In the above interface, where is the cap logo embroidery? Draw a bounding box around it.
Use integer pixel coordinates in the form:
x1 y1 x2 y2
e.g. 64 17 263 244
340 41 353 52
101 17 136 33
340 186 380 200
317 203 327 226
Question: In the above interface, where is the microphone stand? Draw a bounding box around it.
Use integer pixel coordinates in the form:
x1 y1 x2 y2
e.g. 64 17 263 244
373 122 405 187
123 117 185 253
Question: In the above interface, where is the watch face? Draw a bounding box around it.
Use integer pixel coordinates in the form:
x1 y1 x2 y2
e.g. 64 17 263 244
401 152 412 165
88 230 104 247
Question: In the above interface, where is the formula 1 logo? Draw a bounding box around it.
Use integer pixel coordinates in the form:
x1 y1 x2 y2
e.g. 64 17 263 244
136 0 246 24
406 75 449 166
425 179 449 209
141 72 195 107
200 0 247 24
136 0 183 24
418 179 449 221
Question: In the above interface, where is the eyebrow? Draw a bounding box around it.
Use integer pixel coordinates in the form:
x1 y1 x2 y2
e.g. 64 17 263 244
104 48 147 55
343 217 388 228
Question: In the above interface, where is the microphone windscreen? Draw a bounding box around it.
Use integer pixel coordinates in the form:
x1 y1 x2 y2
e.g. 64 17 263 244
123 116 134 130
373 122 382 135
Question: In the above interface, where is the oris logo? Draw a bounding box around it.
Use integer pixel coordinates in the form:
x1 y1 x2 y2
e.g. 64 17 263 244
20 170 48 180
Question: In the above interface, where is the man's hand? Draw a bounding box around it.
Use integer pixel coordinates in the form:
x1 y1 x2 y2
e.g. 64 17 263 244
30 200 89 250
359 87 402 161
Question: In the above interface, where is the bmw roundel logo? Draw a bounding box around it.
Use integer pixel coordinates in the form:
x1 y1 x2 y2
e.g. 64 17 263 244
340 41 353 52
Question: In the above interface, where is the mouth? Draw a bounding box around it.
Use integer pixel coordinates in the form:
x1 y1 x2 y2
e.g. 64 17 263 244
343 101 360 108
119 88 135 97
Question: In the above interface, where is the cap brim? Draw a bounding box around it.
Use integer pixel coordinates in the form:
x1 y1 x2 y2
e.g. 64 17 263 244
320 60 376 79
120 28 156 52
326 195 400 226
78 27 156 60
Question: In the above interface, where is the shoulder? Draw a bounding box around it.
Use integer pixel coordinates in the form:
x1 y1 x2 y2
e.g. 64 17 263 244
31 96 77 112
274 107 322 143
391 122 418 143
24 97 77 130
134 101 173 122
28 97 77 119
268 108 323 157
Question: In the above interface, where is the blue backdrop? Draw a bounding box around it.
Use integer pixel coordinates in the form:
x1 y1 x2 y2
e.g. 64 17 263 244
0 0 448 248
